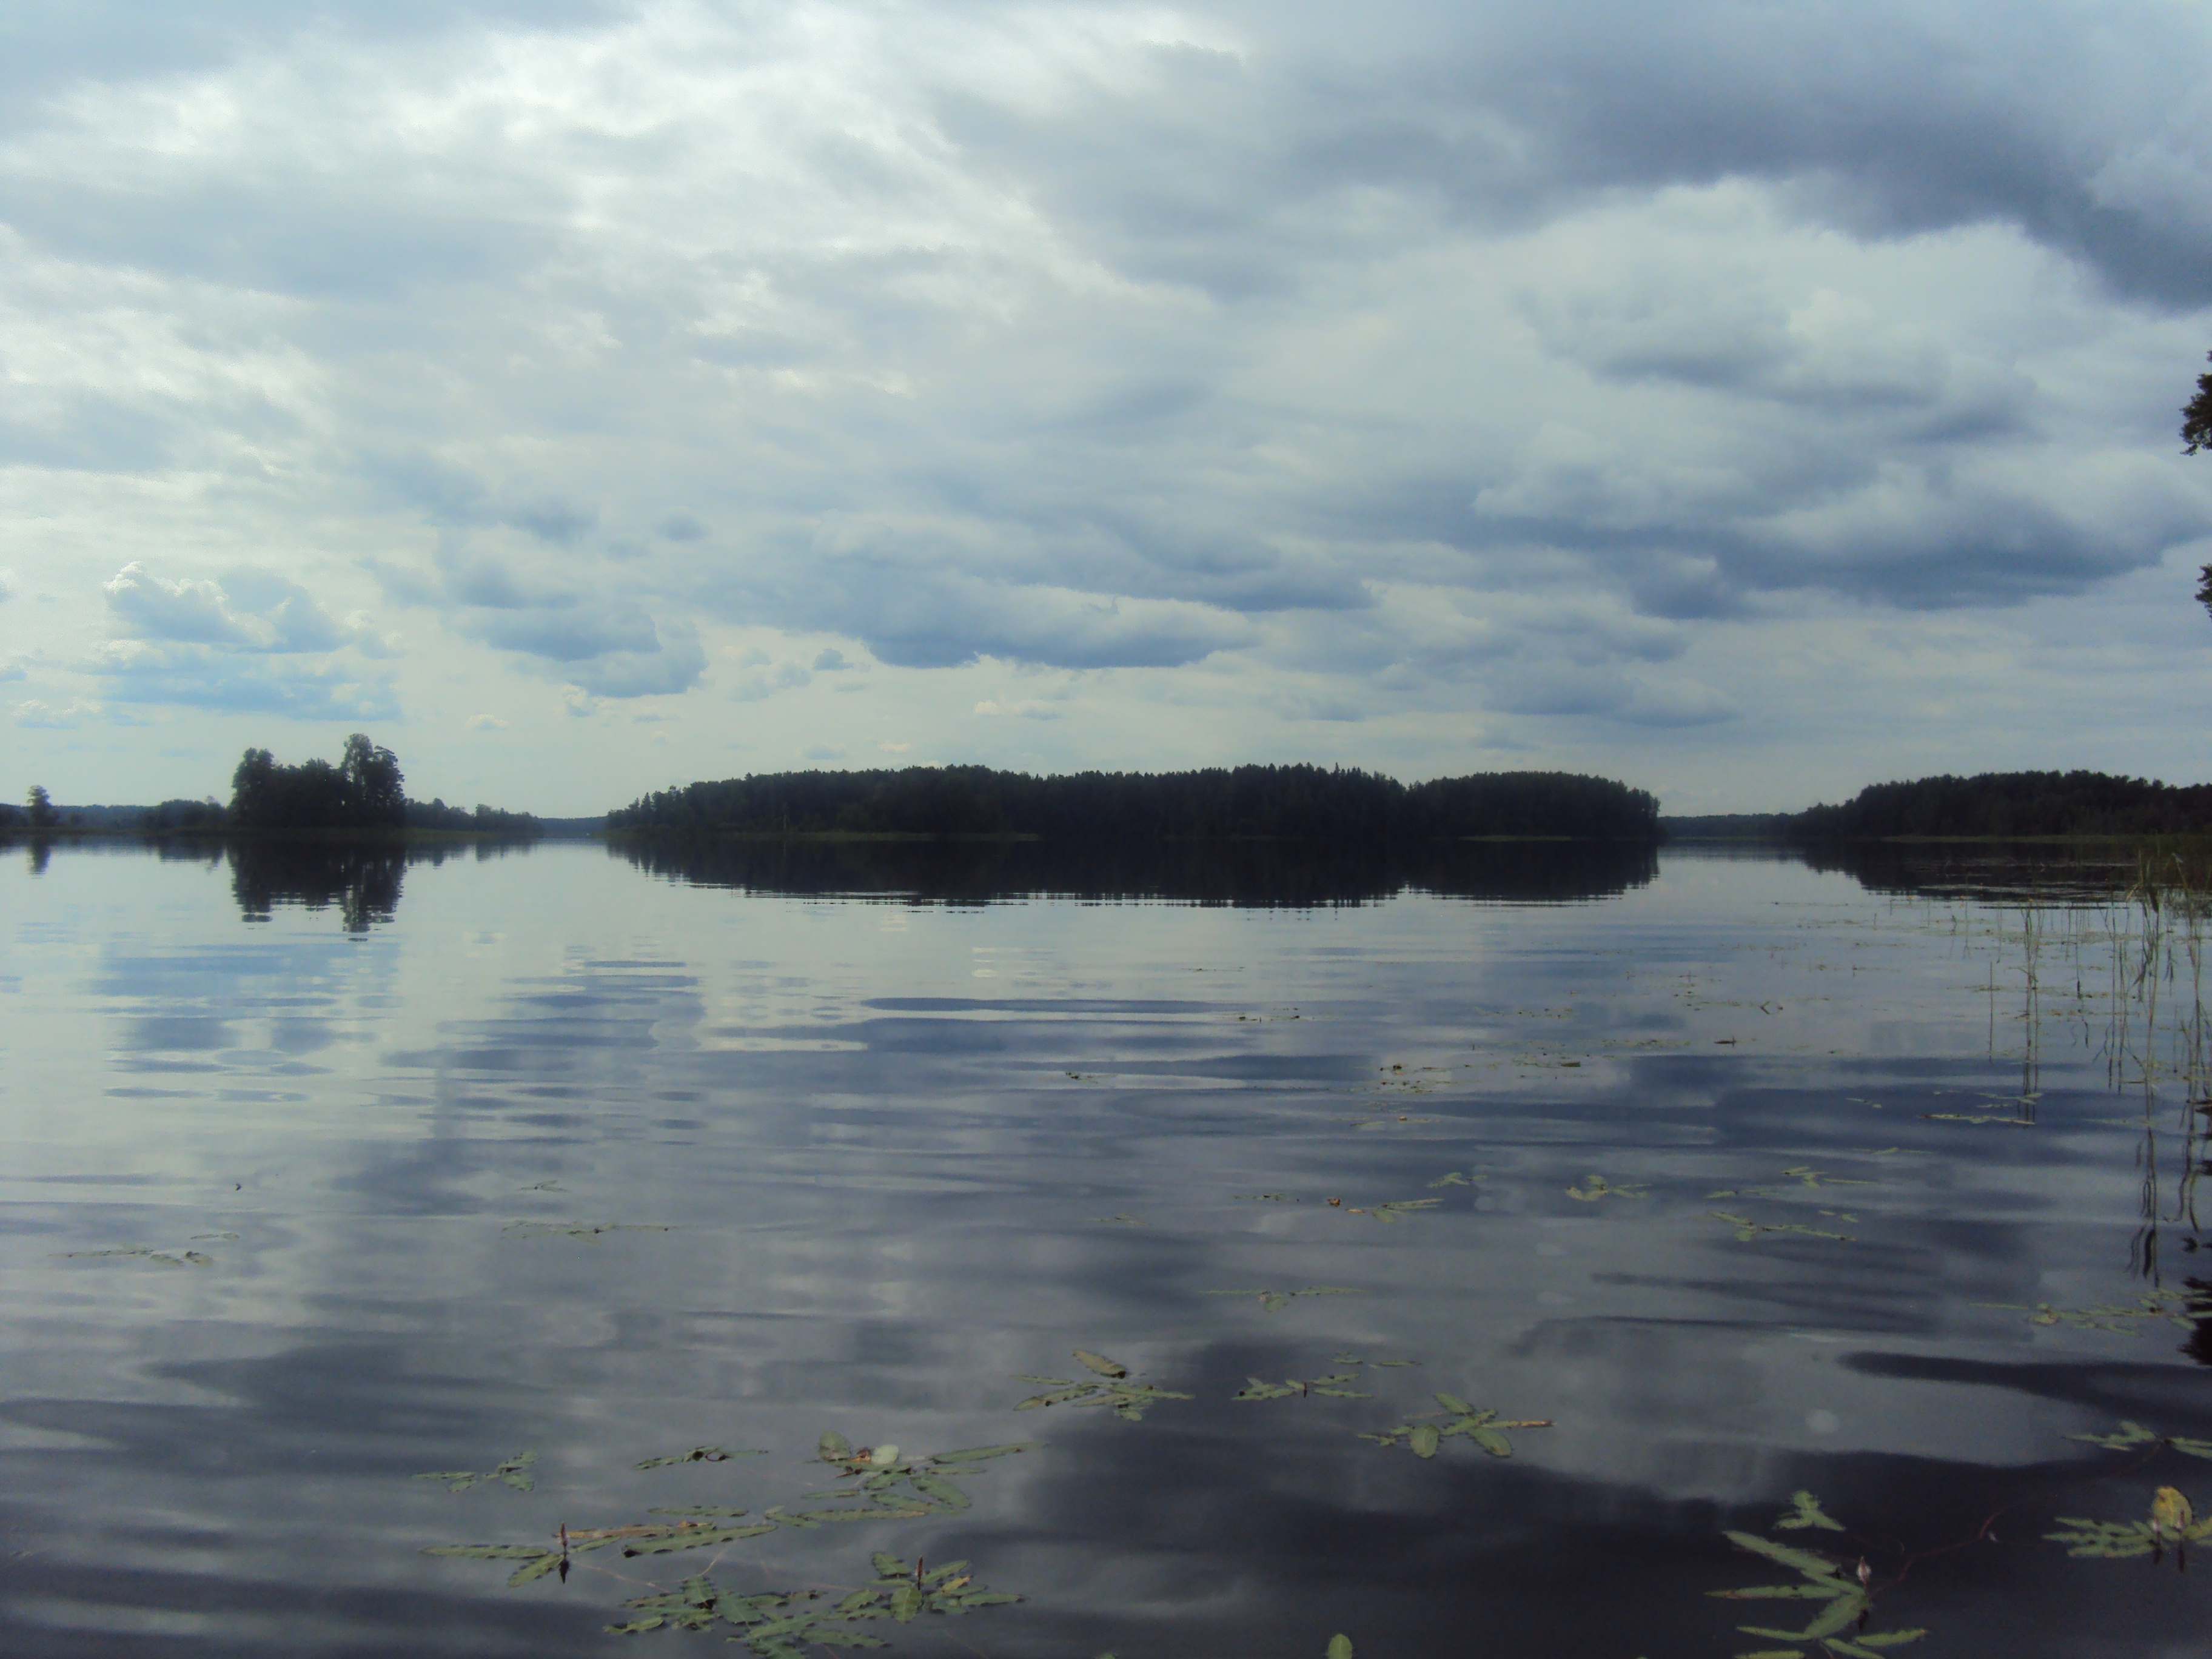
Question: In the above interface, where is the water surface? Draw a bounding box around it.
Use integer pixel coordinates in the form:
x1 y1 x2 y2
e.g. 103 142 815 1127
2 838 2207 1657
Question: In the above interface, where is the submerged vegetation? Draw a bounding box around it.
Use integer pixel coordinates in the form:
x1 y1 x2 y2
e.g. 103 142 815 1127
608 763 1661 841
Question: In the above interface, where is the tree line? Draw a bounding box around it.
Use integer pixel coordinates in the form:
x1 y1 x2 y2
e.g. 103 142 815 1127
1781 770 2212 840
4 737 538 837
608 763 1660 842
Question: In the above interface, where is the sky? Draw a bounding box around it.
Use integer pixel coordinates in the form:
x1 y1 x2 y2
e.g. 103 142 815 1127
5 0 2212 816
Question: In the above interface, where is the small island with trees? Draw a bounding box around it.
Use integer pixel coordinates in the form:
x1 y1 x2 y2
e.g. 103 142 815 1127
606 763 1661 843
2 735 540 840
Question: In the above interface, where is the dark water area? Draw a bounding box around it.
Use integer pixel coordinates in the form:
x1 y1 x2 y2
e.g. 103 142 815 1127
3 839 2210 1658
614 835 1661 907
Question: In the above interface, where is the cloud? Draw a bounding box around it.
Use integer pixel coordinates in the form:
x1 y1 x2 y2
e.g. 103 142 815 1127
14 697 100 728
92 563 397 717
731 659 812 702
464 712 508 729
973 698 1062 720
10 1 2212 805
91 640 399 719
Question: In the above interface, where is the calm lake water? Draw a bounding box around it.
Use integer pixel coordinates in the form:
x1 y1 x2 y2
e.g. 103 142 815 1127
3 837 2209 1658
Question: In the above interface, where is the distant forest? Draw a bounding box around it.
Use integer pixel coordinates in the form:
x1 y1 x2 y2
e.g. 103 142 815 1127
608 764 1660 842
1783 771 2212 840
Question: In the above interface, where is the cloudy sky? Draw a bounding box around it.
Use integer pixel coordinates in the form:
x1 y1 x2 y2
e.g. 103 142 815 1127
5 0 2212 815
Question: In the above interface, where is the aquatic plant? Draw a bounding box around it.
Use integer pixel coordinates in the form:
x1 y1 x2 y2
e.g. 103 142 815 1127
1233 1372 1370 1401
808 1433 1032 1511
635 1444 766 1468
414 1450 537 1493
2070 1419 2212 1458
1014 1350 1193 1421
1566 1174 1646 1201
1711 1212 1854 1243
58 1245 214 1267
1978 1289 2211 1333
1343 1198 1441 1222
1361 1395 1551 1458
500 1220 673 1241
608 1554 1021 1652
2048 1486 2212 1561
1203 1285 1362 1312
1709 1506 1925 1658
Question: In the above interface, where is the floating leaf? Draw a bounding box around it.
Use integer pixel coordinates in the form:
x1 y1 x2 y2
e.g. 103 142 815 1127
1348 1198 1443 1223
416 1450 537 1493
623 1521 780 1555
1566 1174 1647 1201
1711 1212 1853 1244
1776 1490 1845 1532
500 1219 674 1241
635 1444 761 1469
1327 1638 1354 1659
928 1443 1032 1463
650 1506 751 1518
1235 1373 1370 1402
1724 1531 1845 1580
820 1430 853 1460
1365 1397 1552 1460
1204 1286 1362 1313
2073 1419 2159 1449
1428 1171 1476 1188
1074 1350 1128 1378
422 1543 564 1587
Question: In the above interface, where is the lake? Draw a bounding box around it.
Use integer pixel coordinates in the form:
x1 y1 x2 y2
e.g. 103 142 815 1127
2 836 2208 1658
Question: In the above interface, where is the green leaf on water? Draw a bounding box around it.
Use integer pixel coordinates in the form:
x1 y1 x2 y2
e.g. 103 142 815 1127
1350 1198 1443 1222
1328 1637 1354 1659
819 1430 853 1460
928 1443 1033 1463
649 1506 751 1517
416 1451 537 1493
1723 1531 1845 1580
636 1444 760 1469
1567 1174 1648 1201
1205 1286 1363 1313
1074 1349 1128 1378
1708 1586 1851 1601
506 1550 563 1587
622 1522 780 1555
1776 1490 1845 1532
909 1473 969 1509
1409 1423 1441 1458
501 1220 674 1241
1428 1171 1476 1187
1711 1212 1853 1244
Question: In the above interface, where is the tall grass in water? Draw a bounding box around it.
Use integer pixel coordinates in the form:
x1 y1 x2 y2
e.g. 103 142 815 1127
2119 842 2211 1276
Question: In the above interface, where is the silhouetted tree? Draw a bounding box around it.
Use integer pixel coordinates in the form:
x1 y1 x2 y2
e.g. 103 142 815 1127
26 785 59 830
2183 354 2212 617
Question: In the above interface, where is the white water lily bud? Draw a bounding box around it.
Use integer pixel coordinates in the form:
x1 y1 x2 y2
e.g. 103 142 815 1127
871 1443 900 1466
